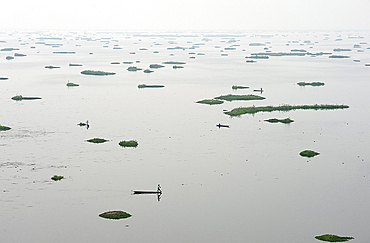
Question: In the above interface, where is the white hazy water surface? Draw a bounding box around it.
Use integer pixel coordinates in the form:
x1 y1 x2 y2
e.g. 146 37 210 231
1 31 370 243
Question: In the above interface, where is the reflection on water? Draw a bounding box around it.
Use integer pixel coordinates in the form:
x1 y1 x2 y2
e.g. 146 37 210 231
0 30 370 242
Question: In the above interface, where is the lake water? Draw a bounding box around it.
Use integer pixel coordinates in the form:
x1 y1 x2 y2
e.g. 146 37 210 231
1 30 370 242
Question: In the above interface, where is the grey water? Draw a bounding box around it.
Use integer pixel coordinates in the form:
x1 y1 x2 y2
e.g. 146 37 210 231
1 30 370 242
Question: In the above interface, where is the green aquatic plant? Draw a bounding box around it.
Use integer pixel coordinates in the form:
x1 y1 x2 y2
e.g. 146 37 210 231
86 138 109 143
196 99 224 105
99 211 132 220
14 53 26 57
45 66 60 69
315 234 354 242
81 70 115 76
224 104 349 116
66 82 79 87
173 65 184 69
127 66 142 71
110 62 120 64
123 61 133 64
69 63 82 66
0 77 9 80
53 51 76 54
265 118 294 124
215 94 265 101
149 64 165 69
138 84 164 88
300 150 320 158
0 125 11 131
6 56 14 60
232 85 249 90
162 61 186 65
1 48 19 51
11 95 42 101
143 69 154 73
297 82 325 86
119 140 138 147
51 175 64 181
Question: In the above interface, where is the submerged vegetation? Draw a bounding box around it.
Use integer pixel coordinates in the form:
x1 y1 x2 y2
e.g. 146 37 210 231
81 70 115 76
0 125 11 131
215 94 265 101
99 211 132 220
119 140 138 147
315 234 354 242
196 99 224 105
297 82 325 86
265 118 294 124
138 84 164 88
300 150 320 158
225 104 349 116
232 85 249 90
86 138 109 143
51 175 64 181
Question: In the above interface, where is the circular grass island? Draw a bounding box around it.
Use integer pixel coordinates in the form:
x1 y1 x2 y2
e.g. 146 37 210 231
300 150 320 158
86 138 109 144
119 140 138 148
99 211 132 220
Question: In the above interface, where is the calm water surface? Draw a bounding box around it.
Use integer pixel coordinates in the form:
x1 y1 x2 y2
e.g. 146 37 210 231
1 31 370 242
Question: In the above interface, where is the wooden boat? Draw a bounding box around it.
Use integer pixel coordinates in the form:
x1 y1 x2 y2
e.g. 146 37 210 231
133 184 162 194
217 123 229 128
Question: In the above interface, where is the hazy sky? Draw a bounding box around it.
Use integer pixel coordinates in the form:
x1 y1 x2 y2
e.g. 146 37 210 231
1 0 369 31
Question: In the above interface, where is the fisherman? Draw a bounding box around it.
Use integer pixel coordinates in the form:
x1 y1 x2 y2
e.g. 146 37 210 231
86 120 90 129
157 184 162 193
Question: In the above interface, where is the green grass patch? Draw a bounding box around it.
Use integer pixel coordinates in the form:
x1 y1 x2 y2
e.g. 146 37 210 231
81 70 116 76
315 234 354 242
224 104 349 116
86 138 109 143
99 211 132 220
196 99 224 105
138 84 164 88
51 175 64 181
127 66 142 71
0 125 11 131
119 140 138 147
265 118 294 124
297 82 325 86
215 94 265 101
232 85 249 90
69 63 82 66
300 150 320 158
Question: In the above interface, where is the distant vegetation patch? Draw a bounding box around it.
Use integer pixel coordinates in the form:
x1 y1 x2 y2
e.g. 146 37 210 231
0 125 11 131
69 63 82 66
215 94 265 101
127 66 142 71
0 77 9 80
265 118 294 124
1 48 19 51
51 175 64 181
300 150 320 158
53 51 76 54
99 211 132 220
110 62 120 64
143 69 154 73
14 53 26 57
45 66 60 69
138 84 164 88
6 56 14 60
225 104 349 116
173 65 184 69
232 85 249 90
66 82 79 87
329 55 350 58
196 99 224 105
315 234 354 242
11 95 42 101
123 61 133 64
86 138 109 143
149 64 165 69
162 61 186 65
297 82 325 86
119 140 138 147
81 70 115 76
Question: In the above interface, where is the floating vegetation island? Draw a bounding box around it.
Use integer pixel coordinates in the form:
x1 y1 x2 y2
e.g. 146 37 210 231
0 77 9 80
138 84 164 88
11 95 42 101
329 55 350 58
224 104 349 116
99 211 132 220
14 53 26 57
232 85 249 90
196 99 224 105
127 66 142 71
53 51 76 54
149 64 165 69
265 118 294 124
51 175 64 181
162 61 186 65
110 62 120 64
315 234 354 242
0 125 11 131
214 94 265 101
119 140 138 147
143 69 154 73
300 150 320 158
1 48 20 51
81 70 116 76
45 66 60 69
66 82 79 87
86 138 109 143
173 65 184 69
69 63 82 66
297 82 325 86
6 56 14 60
